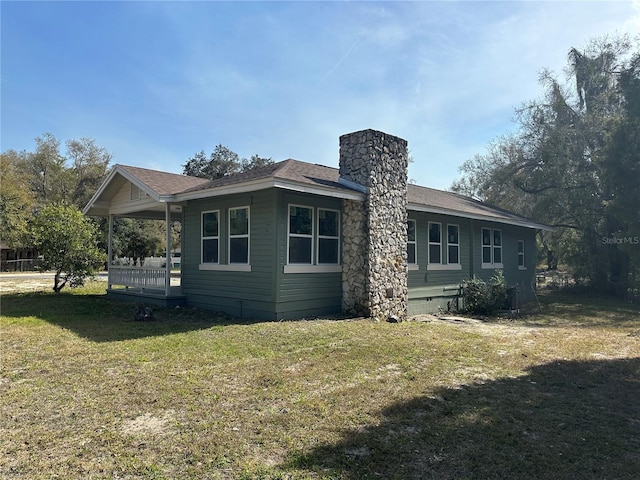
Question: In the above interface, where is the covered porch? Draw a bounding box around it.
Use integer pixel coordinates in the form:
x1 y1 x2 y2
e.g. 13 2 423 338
84 165 210 307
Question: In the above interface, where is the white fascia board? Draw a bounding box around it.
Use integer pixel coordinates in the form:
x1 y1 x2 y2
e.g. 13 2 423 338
83 166 120 214
407 203 554 231
175 178 276 202
273 180 365 201
175 178 365 202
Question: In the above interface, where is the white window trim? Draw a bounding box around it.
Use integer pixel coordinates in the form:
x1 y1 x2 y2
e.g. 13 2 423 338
287 204 314 265
407 219 418 268
199 263 251 272
447 224 460 266
284 265 342 274
481 227 504 269
228 206 250 265
317 208 340 265
427 263 463 271
518 239 526 270
201 209 220 265
428 222 442 265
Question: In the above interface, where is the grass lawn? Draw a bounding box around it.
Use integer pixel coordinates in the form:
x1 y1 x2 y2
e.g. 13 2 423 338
1 282 639 479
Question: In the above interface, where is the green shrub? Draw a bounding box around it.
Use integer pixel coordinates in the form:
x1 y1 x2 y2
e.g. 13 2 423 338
462 270 507 315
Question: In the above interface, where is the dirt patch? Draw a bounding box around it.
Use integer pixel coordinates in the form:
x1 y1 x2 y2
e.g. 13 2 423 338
121 410 176 436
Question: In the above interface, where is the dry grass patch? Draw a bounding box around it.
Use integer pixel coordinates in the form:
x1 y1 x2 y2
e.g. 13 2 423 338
1 284 639 479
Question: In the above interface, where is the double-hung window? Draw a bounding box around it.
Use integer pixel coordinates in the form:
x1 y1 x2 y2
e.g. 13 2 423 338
428 222 442 264
317 208 339 264
482 227 503 268
517 240 525 269
288 205 313 264
447 225 460 264
286 205 341 273
202 210 220 263
407 220 417 267
229 207 249 264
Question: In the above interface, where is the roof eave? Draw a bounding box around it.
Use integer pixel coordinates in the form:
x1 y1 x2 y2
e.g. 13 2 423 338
407 203 554 231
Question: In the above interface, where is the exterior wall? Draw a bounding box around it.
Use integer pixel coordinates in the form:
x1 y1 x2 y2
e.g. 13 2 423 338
339 130 409 321
407 213 538 315
181 189 279 319
274 191 344 319
407 213 472 315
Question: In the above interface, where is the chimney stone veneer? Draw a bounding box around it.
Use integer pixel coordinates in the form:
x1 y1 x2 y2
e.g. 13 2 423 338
339 129 409 321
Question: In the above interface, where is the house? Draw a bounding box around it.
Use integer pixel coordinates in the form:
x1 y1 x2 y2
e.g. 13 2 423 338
84 129 551 320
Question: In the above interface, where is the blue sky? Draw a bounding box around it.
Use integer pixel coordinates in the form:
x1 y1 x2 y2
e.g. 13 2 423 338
2 1 639 190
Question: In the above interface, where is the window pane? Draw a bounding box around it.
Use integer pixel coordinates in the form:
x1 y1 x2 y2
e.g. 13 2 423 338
318 238 339 264
407 244 416 264
319 210 338 237
482 228 491 246
203 212 218 237
203 239 218 263
289 237 312 264
518 241 524 254
429 223 441 243
493 230 502 246
448 225 458 244
289 206 313 235
230 208 248 235
230 238 248 263
407 221 416 242
494 247 502 264
448 245 459 264
429 244 441 264
482 246 492 263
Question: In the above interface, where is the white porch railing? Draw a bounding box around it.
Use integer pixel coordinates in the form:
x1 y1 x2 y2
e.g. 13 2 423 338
109 266 167 290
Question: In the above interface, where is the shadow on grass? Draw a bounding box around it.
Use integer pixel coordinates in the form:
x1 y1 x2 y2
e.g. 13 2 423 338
1 290 262 342
286 358 640 480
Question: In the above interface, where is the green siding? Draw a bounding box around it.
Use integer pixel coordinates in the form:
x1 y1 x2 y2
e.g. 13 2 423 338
407 213 538 314
181 189 279 319
274 191 343 318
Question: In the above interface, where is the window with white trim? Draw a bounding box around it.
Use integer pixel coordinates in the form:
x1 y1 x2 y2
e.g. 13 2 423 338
288 205 313 264
482 227 503 268
131 184 141 200
517 240 525 269
447 224 460 264
428 222 441 264
317 208 339 264
229 207 249 264
407 220 417 265
202 210 219 263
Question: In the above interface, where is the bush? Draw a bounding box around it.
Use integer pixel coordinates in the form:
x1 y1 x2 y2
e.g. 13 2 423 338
462 271 507 315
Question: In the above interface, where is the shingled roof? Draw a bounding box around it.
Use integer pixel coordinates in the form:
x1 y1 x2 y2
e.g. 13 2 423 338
86 160 549 229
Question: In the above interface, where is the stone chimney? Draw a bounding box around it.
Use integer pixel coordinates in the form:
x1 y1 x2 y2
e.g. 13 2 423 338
339 129 409 321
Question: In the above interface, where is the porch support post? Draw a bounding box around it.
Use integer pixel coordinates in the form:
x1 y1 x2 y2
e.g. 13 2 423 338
165 203 171 296
108 214 114 290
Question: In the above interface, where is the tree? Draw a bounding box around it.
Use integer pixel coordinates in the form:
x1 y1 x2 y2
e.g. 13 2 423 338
111 218 163 266
65 138 112 207
183 145 273 179
0 151 35 248
452 35 639 297
29 204 106 292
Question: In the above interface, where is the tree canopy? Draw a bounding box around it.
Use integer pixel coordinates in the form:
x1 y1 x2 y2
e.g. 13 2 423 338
452 35 640 298
29 204 106 292
183 145 273 180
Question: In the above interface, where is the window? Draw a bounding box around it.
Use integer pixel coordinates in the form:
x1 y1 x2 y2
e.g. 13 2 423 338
202 211 219 263
482 227 503 268
229 207 249 264
428 222 441 264
517 240 525 269
407 220 417 265
288 205 313 264
317 209 339 264
448 225 460 264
